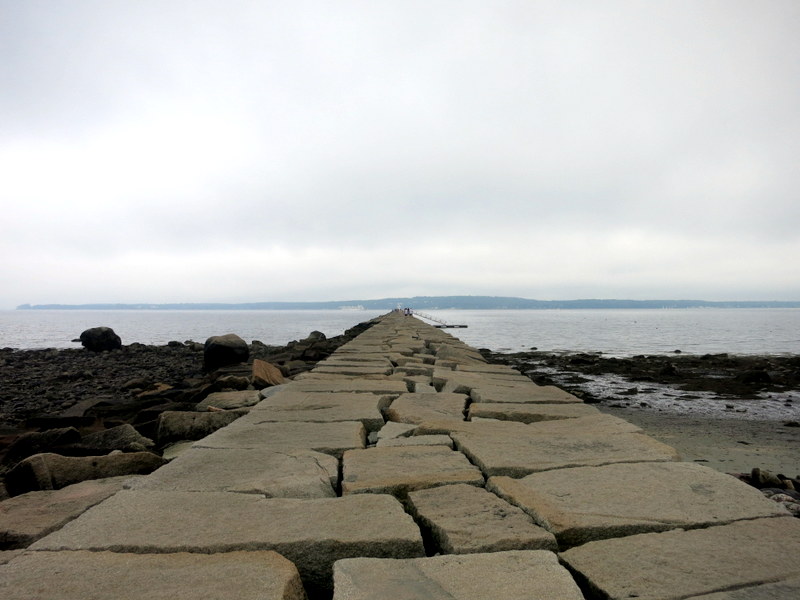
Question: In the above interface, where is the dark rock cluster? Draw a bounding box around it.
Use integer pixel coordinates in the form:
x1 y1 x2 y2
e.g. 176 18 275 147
485 350 800 401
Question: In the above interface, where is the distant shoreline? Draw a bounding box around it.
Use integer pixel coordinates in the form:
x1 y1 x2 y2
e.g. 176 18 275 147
15 296 800 311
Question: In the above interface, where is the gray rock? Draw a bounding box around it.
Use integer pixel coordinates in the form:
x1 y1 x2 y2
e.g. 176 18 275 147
0 476 131 549
130 447 338 497
156 410 245 444
333 550 584 600
690 576 800 599
204 333 249 371
195 420 366 458
384 392 470 425
4 452 166 495
488 462 788 548
196 390 261 411
0 550 307 600
32 491 424 596
248 391 389 432
560 517 800 600
79 327 122 352
468 402 599 423
81 424 154 453
407 484 557 554
342 445 484 498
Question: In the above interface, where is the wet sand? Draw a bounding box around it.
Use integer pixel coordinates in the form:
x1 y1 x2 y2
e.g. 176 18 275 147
598 405 800 477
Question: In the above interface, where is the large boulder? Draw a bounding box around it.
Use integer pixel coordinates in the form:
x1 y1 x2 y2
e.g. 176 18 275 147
252 359 286 388
79 327 122 352
156 410 246 445
80 424 155 453
4 452 167 496
203 334 249 371
2 428 81 467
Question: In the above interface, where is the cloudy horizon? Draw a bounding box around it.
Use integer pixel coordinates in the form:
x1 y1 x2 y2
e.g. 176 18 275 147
2 1 799 310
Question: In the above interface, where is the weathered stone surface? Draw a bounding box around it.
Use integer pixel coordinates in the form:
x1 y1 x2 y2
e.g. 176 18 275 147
0 550 307 600
156 410 245 444
0 476 130 549
81 423 154 452
290 380 408 395
375 421 417 441
33 491 424 595
690 577 800 599
560 517 800 600
470 384 583 404
408 484 557 554
0 550 23 565
468 402 600 423
194 420 366 458
433 370 531 394
376 435 453 448
384 392 469 424
252 358 286 387
204 333 249 371
342 445 483 498
196 390 261 411
129 447 338 497
312 365 393 376
444 418 677 477
247 391 389 432
4 452 166 496
332 550 584 600
489 462 788 548
455 363 524 375
79 326 122 352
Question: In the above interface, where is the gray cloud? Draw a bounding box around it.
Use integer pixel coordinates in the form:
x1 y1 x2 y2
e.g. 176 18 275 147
1 1 799 307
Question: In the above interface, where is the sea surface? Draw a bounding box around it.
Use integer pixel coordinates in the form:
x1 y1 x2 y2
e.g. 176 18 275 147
1 308 799 356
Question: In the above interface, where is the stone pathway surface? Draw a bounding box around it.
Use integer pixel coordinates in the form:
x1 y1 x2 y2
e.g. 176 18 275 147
1 311 798 599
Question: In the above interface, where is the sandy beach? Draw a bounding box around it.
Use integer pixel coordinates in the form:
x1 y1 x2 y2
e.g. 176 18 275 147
598 405 800 477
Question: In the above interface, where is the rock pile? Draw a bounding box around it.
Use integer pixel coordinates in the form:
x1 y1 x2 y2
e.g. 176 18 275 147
0 318 379 500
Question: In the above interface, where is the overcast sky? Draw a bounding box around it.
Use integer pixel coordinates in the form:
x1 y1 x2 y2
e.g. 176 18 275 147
1 1 798 308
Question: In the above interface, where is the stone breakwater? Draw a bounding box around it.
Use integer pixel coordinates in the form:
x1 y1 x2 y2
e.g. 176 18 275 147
2 312 800 599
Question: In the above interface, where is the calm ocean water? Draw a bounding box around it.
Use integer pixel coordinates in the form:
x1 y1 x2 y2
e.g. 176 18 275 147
1 308 799 356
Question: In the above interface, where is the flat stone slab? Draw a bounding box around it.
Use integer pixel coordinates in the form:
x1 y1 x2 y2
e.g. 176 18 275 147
690 577 800 600
312 365 393 376
196 390 261 411
455 364 525 375
375 421 417 441
332 550 584 600
470 385 583 404
290 380 408 395
376 435 453 448
489 462 788 548
468 402 600 423
248 391 389 431
446 419 678 477
194 420 366 458
32 491 424 595
560 517 800 600
384 392 469 424
129 447 338 497
0 550 307 600
342 446 484 497
408 483 557 554
0 476 130 549
433 371 531 394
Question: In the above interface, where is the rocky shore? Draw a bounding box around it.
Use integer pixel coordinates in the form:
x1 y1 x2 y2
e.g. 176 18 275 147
0 320 377 499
